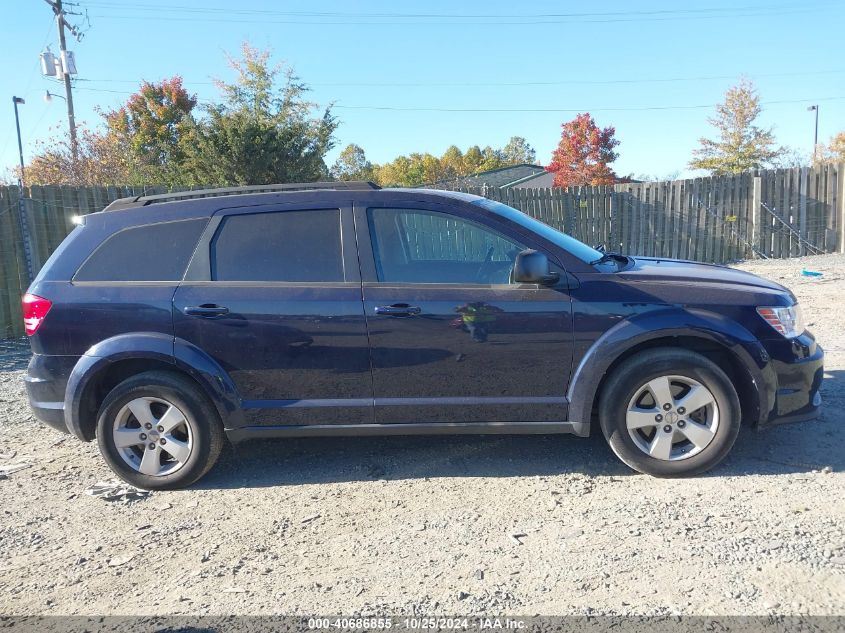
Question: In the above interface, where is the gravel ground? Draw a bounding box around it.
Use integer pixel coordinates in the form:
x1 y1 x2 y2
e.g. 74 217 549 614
0 254 843 617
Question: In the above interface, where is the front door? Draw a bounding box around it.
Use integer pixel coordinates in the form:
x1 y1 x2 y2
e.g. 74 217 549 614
173 203 373 428
356 202 574 425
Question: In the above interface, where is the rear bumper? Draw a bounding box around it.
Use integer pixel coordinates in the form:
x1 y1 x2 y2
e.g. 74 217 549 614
760 333 824 426
24 354 78 434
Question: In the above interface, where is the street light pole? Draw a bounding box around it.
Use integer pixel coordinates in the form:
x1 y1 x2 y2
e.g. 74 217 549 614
13 96 26 189
12 96 35 286
807 105 819 162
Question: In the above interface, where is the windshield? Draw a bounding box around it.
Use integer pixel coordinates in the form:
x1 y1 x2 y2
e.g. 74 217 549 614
472 198 604 264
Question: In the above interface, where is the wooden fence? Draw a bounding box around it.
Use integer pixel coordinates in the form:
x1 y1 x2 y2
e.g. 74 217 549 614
442 163 844 263
0 185 177 338
1 164 843 337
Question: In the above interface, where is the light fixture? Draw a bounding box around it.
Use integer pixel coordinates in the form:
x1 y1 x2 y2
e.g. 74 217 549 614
44 90 66 103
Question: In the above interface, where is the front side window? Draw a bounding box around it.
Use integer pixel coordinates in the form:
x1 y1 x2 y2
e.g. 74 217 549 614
472 198 603 264
211 209 344 282
368 207 526 284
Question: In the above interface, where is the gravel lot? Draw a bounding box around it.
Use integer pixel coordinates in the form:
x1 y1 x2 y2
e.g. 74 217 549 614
1 254 843 617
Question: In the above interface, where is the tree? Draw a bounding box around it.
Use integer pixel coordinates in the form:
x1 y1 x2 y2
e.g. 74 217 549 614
376 154 419 187
690 79 779 175
631 170 681 183
23 124 132 186
478 146 506 172
23 77 196 186
103 77 196 183
179 43 338 185
772 147 810 169
369 138 536 187
818 132 845 165
462 145 485 173
439 145 465 179
501 136 536 164
331 144 374 181
546 113 619 187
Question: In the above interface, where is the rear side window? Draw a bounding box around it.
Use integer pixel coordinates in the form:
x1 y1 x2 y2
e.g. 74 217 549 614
74 219 207 282
210 209 344 282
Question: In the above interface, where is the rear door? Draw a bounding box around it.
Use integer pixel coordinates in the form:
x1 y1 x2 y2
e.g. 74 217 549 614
355 200 574 426
45 217 209 356
173 201 373 428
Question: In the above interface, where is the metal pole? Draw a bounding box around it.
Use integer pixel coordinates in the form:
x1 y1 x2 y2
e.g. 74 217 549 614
13 97 26 189
12 96 35 285
808 105 819 162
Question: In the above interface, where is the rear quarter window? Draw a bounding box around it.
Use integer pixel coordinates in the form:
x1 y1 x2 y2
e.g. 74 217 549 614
74 218 207 282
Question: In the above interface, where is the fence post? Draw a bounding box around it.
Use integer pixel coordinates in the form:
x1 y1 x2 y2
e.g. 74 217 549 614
838 162 845 254
751 176 762 258
798 167 809 256
15 186 34 285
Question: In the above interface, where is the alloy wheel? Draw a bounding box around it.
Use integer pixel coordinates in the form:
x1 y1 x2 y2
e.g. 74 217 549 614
112 397 194 476
625 375 720 461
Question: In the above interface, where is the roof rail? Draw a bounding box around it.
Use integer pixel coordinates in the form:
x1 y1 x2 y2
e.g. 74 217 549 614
103 181 381 211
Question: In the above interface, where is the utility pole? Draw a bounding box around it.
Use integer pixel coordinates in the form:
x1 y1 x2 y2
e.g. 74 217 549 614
45 0 78 160
12 96 35 285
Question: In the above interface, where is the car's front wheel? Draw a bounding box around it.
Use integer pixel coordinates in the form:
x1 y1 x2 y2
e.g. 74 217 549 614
96 370 224 490
599 348 741 477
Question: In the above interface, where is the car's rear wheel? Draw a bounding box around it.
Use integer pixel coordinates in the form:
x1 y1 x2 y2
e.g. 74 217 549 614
598 348 741 477
96 371 224 490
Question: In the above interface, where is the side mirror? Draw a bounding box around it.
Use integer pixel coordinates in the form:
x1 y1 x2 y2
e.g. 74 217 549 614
513 249 560 285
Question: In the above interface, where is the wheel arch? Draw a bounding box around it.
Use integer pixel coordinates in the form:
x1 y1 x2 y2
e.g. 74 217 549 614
64 333 242 441
567 308 776 432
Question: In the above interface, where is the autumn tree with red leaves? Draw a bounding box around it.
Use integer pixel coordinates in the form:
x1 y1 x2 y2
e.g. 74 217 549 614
22 77 197 186
546 113 620 187
104 77 197 182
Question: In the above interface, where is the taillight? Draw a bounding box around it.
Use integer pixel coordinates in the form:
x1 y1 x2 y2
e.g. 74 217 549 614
21 294 52 336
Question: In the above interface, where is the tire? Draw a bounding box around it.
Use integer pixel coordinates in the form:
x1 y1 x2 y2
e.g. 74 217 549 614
598 348 741 477
96 370 225 490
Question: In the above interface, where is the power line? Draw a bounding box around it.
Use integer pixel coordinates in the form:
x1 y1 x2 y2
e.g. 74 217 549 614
71 85 845 113
333 96 845 113
83 3 833 26
72 68 845 89
81 1 815 18
1 19 59 161
84 11 811 27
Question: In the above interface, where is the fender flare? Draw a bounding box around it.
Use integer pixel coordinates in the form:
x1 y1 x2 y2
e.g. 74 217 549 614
64 333 242 441
566 308 777 429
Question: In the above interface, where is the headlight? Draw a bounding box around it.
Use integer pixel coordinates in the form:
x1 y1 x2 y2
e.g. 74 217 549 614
756 304 805 338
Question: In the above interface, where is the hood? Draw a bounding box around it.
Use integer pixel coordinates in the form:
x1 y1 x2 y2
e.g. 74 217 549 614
620 256 789 294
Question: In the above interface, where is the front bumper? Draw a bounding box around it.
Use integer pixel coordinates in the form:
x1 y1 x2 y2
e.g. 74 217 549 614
760 332 824 426
24 354 78 434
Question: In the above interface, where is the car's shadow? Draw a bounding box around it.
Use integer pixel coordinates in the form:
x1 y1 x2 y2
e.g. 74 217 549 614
196 369 844 489
713 367 844 477
198 431 630 489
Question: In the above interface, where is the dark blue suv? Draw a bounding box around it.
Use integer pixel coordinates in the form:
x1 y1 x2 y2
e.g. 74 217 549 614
22 182 824 489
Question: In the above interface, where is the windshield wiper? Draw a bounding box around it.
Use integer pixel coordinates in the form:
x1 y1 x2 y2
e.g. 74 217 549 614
589 251 629 266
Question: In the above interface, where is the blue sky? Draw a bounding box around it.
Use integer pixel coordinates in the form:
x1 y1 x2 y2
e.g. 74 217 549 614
1 0 843 180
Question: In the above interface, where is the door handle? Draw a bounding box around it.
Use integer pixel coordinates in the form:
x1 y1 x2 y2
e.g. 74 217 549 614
183 304 229 318
374 304 421 316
